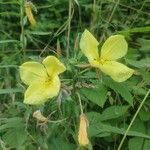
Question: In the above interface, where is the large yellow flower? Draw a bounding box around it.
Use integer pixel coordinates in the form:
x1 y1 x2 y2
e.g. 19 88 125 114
80 29 134 82
19 56 66 105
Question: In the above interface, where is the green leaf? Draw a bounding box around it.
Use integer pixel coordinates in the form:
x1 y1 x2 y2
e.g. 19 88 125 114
100 105 129 121
0 88 23 95
103 124 150 139
140 70 150 84
0 65 18 68
143 140 150 150
126 58 150 68
132 86 147 95
27 31 52 35
128 137 144 150
89 122 150 139
104 78 133 106
128 137 150 150
1 117 27 148
118 27 150 34
87 112 150 139
130 118 145 133
48 137 76 150
138 38 150 52
0 40 19 44
3 128 27 148
80 84 107 107
86 111 103 122
0 117 24 131
139 109 150 122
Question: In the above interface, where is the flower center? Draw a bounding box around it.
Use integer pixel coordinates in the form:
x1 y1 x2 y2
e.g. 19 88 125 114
98 58 106 65
44 76 52 84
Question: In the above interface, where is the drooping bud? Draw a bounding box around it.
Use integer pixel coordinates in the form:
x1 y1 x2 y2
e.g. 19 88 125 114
78 114 89 146
33 110 48 122
25 1 36 26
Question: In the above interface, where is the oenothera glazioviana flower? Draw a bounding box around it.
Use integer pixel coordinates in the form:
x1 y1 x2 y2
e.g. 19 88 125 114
19 56 66 105
80 29 134 82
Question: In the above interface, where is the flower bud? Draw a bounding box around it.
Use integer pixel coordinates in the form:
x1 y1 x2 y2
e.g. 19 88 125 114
25 1 36 26
33 110 48 122
78 114 89 146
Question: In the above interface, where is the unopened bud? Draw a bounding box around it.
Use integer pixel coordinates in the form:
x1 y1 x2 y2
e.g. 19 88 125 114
78 114 89 146
33 110 48 122
25 1 36 26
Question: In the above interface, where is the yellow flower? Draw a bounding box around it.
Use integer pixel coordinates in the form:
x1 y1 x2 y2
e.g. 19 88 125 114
19 56 66 105
78 114 89 146
80 29 134 82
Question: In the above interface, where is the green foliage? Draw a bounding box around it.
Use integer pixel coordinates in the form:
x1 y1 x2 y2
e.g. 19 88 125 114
0 0 150 149
128 137 150 150
104 78 133 106
80 84 107 107
100 105 129 121
87 112 150 139
0 88 23 95
0 118 27 149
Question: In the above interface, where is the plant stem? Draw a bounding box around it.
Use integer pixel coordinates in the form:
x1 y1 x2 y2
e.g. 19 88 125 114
100 0 120 42
20 0 26 57
66 0 72 59
77 92 83 114
117 89 150 150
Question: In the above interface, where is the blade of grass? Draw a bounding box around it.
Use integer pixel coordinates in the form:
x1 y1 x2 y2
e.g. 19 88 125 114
66 0 73 59
117 89 150 150
0 88 24 95
20 0 26 58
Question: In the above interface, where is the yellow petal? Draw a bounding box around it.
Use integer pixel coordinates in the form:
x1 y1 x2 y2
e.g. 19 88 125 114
24 75 60 105
42 56 66 76
19 62 47 85
99 61 134 82
80 29 99 61
100 35 128 60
